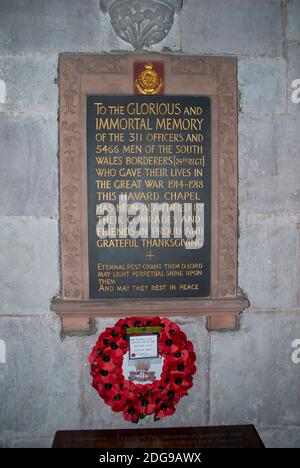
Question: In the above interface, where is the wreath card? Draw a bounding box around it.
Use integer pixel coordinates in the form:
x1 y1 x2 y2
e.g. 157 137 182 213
129 334 159 360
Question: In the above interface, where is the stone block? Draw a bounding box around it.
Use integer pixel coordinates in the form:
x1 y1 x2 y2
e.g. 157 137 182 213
238 58 286 114
287 0 300 40
0 218 59 314
0 115 58 217
0 0 102 55
238 213 299 309
209 311 300 428
181 0 282 56
0 315 81 437
238 115 300 212
80 316 209 429
0 55 58 113
9 436 53 448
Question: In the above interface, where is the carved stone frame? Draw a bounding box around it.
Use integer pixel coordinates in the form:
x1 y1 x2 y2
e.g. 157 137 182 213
51 53 249 334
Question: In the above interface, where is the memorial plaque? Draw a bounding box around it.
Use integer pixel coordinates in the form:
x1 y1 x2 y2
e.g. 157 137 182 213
87 95 211 299
51 54 250 334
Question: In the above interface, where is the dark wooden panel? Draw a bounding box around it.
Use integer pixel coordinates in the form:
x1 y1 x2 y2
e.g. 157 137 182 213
52 425 264 448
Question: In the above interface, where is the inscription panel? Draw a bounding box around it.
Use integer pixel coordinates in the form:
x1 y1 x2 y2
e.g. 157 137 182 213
87 95 211 299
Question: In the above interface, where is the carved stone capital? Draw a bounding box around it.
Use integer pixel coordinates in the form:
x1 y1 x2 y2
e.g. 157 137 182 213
100 0 183 49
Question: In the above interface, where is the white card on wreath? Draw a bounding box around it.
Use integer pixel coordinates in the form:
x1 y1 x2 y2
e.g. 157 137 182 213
129 334 158 360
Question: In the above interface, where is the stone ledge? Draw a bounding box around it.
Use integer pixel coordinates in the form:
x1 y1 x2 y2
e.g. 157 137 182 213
51 296 250 334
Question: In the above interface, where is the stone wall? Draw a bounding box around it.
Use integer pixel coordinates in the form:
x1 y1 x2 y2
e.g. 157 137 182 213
0 0 299 448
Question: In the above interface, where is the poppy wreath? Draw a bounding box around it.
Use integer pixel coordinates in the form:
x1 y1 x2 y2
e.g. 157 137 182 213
89 316 196 423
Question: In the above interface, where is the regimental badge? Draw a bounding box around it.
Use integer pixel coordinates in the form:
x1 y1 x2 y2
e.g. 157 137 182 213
135 63 163 95
129 359 156 382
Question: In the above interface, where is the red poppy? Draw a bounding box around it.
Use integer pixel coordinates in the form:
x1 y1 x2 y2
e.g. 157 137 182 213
94 367 122 385
186 340 195 352
92 369 121 387
137 398 156 417
155 401 176 420
159 382 186 405
161 318 180 330
88 346 102 365
95 381 121 400
123 404 140 423
115 317 142 329
172 373 194 391
121 380 140 402
100 346 124 364
143 316 162 328
167 349 189 363
169 358 196 376
107 388 128 412
179 331 188 343
188 350 197 363
159 338 181 355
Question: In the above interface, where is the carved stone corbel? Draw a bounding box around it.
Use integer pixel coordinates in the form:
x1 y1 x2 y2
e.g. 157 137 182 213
100 0 183 49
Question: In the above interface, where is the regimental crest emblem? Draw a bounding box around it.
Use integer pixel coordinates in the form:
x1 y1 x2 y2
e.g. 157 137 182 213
129 359 156 382
135 63 163 95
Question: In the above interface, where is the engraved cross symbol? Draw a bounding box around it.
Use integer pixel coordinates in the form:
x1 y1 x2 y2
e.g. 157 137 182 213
146 251 155 260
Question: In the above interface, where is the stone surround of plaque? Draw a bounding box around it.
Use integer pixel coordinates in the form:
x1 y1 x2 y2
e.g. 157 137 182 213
51 53 250 333
87 94 211 299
